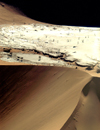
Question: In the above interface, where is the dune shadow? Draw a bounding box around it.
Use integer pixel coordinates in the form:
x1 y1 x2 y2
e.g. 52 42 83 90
85 66 94 70
97 69 100 73
82 77 100 100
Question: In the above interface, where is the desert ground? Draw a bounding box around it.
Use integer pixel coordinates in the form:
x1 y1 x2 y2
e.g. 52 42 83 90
0 2 100 130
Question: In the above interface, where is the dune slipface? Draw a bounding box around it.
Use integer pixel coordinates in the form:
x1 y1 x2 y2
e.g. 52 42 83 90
0 66 92 130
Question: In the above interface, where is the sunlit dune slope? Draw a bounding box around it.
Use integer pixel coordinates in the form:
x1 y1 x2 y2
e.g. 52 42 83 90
61 77 100 130
0 2 43 25
1 66 91 130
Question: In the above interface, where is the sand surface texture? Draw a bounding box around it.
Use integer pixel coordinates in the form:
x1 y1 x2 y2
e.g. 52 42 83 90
1 66 92 130
1 2 100 130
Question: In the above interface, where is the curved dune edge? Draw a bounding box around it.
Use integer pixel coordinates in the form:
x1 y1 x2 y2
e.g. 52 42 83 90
0 2 48 25
61 77 100 130
1 66 92 130
0 3 100 130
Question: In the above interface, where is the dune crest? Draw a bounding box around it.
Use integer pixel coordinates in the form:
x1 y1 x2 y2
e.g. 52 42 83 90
0 2 43 25
1 66 92 130
0 2 100 130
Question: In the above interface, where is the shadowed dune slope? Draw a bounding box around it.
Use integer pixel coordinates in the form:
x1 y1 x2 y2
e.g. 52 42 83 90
0 66 92 130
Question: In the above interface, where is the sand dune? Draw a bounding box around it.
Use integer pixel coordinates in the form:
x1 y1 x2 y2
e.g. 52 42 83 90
1 66 92 130
0 2 44 25
61 77 100 130
1 2 100 130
